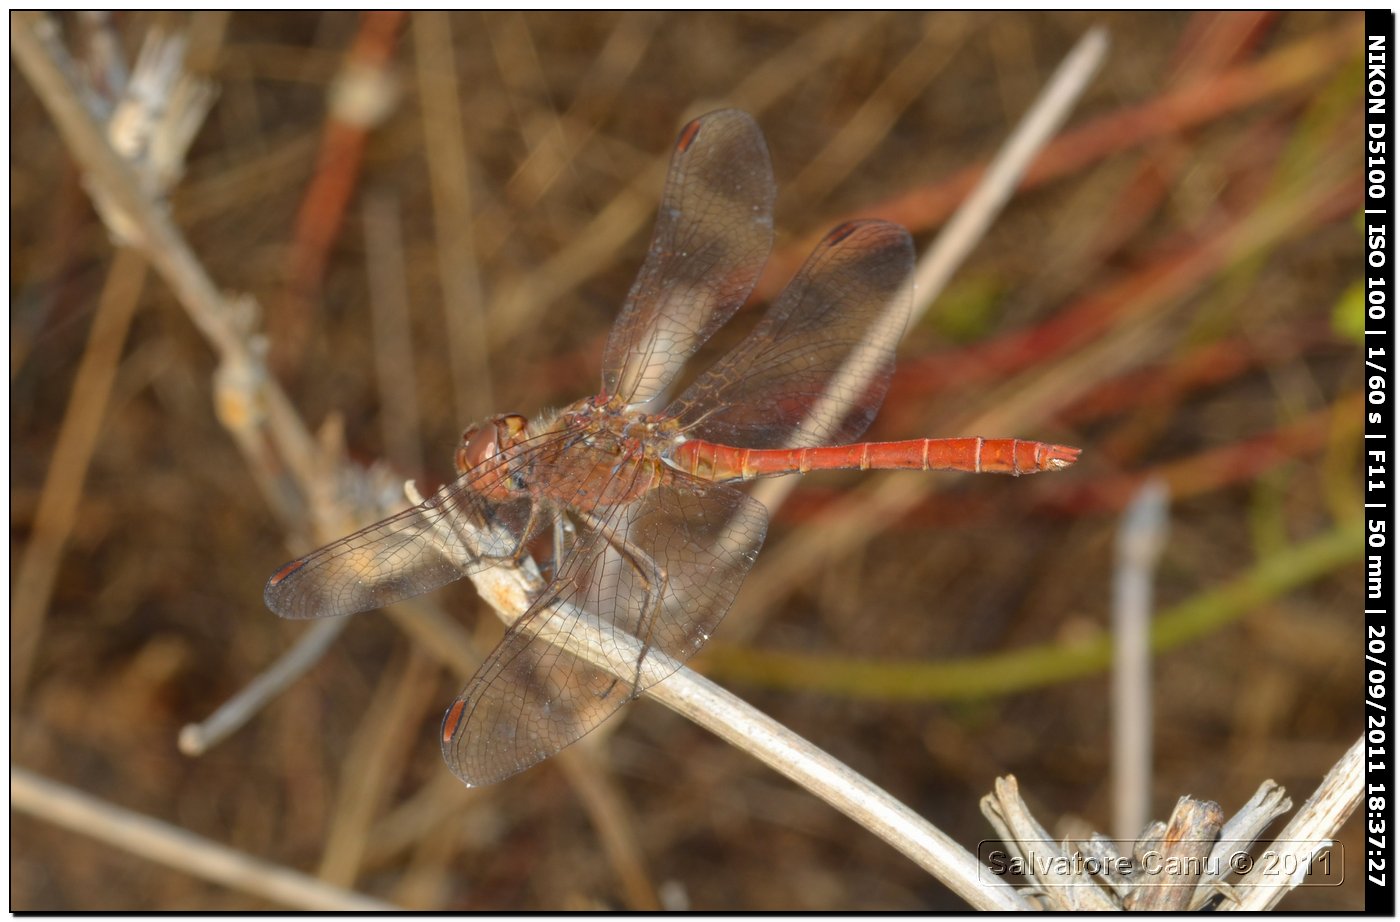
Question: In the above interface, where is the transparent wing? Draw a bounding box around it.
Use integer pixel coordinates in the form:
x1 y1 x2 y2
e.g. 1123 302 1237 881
601 108 775 407
664 220 915 448
264 471 538 621
441 472 767 786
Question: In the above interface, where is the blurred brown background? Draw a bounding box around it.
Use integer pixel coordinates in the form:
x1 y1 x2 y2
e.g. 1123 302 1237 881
11 11 1364 910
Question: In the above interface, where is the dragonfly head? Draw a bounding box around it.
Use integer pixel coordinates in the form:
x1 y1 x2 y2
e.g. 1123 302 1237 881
455 414 529 474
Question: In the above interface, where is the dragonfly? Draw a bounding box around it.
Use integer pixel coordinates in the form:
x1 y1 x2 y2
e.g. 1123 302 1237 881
265 109 1080 787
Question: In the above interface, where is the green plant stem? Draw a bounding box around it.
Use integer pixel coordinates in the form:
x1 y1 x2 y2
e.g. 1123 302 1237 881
705 520 1362 700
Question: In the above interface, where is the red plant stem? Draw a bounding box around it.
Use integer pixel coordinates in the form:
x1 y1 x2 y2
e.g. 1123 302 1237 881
751 16 1359 301
271 11 406 377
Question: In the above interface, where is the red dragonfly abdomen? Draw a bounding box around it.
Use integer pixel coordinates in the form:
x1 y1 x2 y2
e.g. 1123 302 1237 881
672 437 1081 481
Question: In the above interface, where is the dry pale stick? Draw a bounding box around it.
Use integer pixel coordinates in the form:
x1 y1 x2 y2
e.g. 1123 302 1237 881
1112 478 1169 840
11 767 395 911
1230 736 1362 910
404 480 1033 911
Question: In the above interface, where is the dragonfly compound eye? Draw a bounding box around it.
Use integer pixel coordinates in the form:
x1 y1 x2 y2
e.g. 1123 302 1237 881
457 424 501 472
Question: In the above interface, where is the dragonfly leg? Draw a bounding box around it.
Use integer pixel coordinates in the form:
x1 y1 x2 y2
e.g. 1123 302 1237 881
498 499 548 566
548 513 575 576
572 507 668 700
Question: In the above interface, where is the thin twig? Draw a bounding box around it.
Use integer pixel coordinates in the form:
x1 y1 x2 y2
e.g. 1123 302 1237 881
11 767 396 911
912 26 1110 313
555 743 663 911
12 248 147 698
178 618 350 756
12 15 235 359
1112 478 1169 840
17 10 389 762
318 645 442 888
181 572 485 758
501 12 659 207
364 188 425 477
412 11 493 423
648 668 1033 910
785 13 967 204
10 11 319 510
